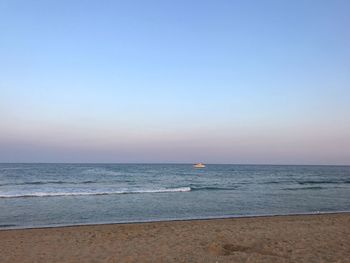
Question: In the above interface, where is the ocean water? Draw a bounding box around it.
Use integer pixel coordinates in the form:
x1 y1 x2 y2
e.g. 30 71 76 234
0 163 349 229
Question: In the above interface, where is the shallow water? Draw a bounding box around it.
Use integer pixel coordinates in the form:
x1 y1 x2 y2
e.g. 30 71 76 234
0 163 349 228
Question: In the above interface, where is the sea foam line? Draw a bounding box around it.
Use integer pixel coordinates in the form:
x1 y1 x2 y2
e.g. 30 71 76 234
0 187 191 198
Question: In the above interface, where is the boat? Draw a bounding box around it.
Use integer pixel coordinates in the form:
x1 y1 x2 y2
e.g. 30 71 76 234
193 162 206 168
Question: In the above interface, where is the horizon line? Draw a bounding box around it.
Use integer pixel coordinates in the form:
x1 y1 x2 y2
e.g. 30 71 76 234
0 162 349 167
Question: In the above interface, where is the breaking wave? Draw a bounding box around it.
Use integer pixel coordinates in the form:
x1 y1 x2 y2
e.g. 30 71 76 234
0 187 191 198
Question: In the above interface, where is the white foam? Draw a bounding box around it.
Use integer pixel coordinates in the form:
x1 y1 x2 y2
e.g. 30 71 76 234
0 187 191 198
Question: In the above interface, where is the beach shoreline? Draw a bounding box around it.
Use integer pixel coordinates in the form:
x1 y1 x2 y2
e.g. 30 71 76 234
1 213 349 262
1 210 349 231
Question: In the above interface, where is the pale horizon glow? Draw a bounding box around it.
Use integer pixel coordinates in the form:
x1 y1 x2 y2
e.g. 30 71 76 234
1 1 350 164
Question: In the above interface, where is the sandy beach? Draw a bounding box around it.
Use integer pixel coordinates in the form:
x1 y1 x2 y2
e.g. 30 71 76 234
0 213 349 262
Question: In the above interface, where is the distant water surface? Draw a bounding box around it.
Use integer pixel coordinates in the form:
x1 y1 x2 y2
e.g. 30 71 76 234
0 164 349 229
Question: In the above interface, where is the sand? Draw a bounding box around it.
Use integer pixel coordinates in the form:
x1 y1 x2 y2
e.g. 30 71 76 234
0 213 349 262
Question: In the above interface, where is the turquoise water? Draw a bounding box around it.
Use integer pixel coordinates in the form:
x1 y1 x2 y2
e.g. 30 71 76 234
0 163 349 229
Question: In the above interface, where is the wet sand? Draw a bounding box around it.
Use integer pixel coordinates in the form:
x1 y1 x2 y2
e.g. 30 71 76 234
0 213 349 262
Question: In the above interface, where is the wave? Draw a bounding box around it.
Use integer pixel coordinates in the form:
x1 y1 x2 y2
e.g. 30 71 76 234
0 180 98 186
191 186 238 191
297 180 350 185
283 186 324 191
260 179 350 185
261 181 285 184
259 180 350 186
0 187 191 198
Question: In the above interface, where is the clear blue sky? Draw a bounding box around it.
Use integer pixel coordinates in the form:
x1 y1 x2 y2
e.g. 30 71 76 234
1 0 349 164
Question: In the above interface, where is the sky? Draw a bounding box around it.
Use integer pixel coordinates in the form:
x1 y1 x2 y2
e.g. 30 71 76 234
0 0 349 164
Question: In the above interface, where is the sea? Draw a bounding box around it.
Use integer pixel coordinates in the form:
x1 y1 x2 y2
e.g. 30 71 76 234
0 163 349 229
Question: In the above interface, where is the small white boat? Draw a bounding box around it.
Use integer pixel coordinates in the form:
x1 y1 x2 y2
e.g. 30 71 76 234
193 163 206 168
